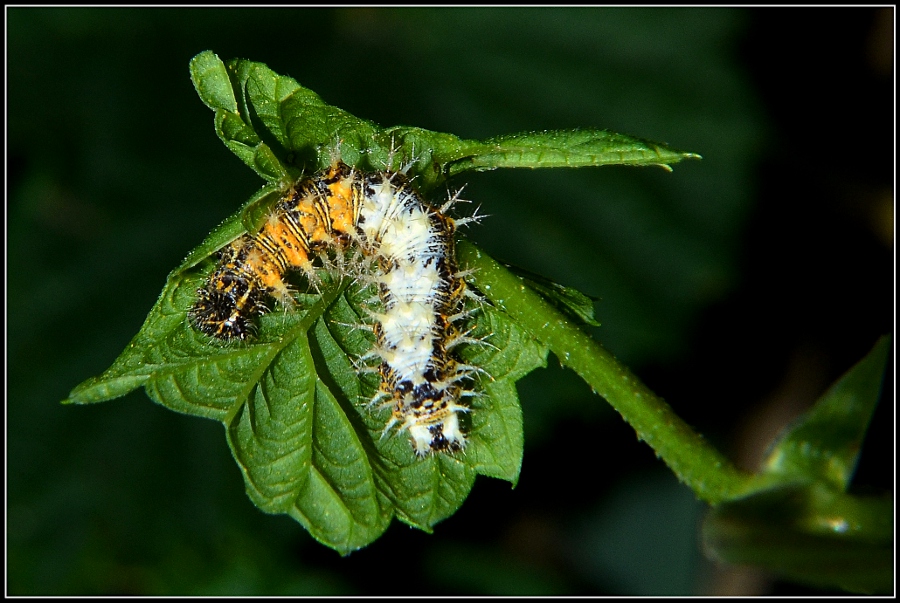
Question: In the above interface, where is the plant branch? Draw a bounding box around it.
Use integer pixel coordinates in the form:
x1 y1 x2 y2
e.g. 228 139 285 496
459 239 757 504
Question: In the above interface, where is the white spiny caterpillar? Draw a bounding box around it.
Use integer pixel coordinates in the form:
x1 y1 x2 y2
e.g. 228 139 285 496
189 159 482 455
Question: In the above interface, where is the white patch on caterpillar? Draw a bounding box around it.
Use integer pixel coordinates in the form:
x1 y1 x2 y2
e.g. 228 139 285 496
189 159 485 456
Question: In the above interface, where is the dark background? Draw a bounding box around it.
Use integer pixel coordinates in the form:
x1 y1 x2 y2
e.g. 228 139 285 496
7 7 893 595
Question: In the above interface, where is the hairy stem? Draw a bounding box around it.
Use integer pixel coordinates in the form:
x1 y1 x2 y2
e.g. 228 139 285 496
459 239 755 503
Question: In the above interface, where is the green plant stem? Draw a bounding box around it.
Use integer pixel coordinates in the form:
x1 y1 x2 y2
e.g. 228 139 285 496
459 240 756 504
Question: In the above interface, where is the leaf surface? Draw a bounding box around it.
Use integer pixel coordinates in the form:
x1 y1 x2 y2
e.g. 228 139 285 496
64 50 703 553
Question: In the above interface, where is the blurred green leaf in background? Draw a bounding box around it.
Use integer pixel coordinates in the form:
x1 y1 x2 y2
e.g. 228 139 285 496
8 7 892 595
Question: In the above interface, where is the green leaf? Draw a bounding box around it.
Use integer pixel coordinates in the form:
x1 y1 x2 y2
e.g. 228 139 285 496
190 52 293 184
289 376 392 552
702 484 893 594
460 299 549 483
64 215 546 553
66 50 703 553
189 50 238 114
446 129 701 175
226 333 317 515
65 234 543 553
762 336 891 491
188 53 700 193
503 263 600 328
702 338 893 593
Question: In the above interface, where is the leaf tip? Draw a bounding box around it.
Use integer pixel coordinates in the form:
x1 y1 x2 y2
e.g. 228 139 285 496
190 50 239 114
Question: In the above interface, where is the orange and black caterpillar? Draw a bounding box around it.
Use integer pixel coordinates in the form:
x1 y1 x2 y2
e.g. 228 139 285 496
190 161 359 340
189 160 477 455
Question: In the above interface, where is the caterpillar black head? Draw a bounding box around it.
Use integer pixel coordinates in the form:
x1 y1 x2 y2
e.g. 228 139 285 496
189 271 268 341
